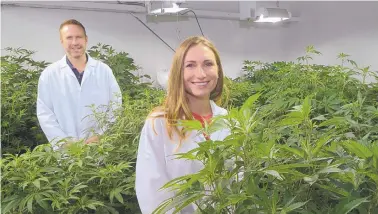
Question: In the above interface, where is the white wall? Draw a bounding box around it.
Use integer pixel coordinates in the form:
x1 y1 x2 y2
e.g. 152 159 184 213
281 1 378 83
0 2 286 86
2 1 378 85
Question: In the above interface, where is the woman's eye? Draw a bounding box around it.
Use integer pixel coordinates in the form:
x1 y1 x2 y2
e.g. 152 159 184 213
186 64 194 68
205 62 214 66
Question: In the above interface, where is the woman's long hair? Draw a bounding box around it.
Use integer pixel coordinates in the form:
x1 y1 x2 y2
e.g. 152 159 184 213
150 36 224 145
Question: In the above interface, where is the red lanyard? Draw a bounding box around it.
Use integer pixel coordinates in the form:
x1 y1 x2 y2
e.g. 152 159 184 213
192 112 213 140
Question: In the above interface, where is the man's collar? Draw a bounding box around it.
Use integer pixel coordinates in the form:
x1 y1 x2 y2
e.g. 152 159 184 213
66 53 88 69
59 53 96 69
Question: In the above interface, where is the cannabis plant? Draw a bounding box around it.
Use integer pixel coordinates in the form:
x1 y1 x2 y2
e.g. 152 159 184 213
152 47 378 213
1 47 49 154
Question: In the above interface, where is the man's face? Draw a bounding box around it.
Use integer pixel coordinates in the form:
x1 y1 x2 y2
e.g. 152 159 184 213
60 24 87 59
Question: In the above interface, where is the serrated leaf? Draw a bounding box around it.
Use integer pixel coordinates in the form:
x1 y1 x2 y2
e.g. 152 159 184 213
114 192 124 204
319 117 347 127
35 194 50 211
241 93 261 113
27 196 34 213
263 170 284 180
313 132 333 154
303 174 318 185
87 204 97 210
317 183 349 197
343 141 373 159
280 146 305 158
334 197 369 214
179 120 202 132
318 166 342 174
1 196 22 213
281 201 309 213
313 115 327 121
33 179 40 189
172 193 204 214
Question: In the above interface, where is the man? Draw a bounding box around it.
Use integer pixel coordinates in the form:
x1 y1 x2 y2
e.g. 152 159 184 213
37 19 122 149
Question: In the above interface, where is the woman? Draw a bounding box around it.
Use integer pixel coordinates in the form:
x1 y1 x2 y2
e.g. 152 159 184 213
135 36 230 214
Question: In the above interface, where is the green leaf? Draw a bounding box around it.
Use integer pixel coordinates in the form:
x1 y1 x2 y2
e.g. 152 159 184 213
313 115 327 121
32 179 40 189
114 192 124 204
27 196 34 213
319 117 347 127
318 165 343 174
281 201 309 213
268 163 313 170
35 194 50 211
313 134 333 157
241 93 261 113
172 193 204 214
334 197 370 214
303 174 319 185
1 196 22 213
302 96 312 119
280 145 305 158
153 192 204 214
317 183 349 197
263 170 284 180
179 119 203 132
87 204 97 210
342 141 373 159
278 117 303 127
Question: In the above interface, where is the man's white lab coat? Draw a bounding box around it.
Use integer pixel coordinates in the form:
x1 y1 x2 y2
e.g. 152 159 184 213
135 100 230 214
36 54 122 148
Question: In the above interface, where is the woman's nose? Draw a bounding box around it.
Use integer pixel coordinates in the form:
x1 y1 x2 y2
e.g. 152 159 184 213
195 66 206 78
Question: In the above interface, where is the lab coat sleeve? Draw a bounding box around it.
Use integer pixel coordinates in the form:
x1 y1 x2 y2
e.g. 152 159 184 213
36 70 69 147
135 118 175 214
107 66 122 110
97 65 122 134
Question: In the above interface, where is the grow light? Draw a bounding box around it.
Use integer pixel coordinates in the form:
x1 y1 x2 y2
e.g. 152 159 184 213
150 2 188 14
254 7 291 23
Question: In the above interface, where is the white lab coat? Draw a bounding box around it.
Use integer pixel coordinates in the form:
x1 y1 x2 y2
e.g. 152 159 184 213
36 54 122 148
135 100 230 214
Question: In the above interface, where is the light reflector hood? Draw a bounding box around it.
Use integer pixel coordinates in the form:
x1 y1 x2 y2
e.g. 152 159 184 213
150 2 188 14
255 7 291 23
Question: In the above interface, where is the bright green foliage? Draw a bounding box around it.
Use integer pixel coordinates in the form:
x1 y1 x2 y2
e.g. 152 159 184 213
153 47 378 214
1 44 165 213
1 48 50 154
222 77 255 109
1 89 164 214
87 43 153 99
2 44 378 213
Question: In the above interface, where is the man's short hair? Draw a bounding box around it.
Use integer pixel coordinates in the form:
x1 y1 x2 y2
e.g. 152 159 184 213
59 19 87 36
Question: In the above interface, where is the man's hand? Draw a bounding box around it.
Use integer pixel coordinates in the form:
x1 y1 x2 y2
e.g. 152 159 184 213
58 138 75 149
62 141 73 148
85 135 100 144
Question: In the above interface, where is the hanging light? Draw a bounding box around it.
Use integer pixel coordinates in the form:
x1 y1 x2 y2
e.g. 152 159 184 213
254 7 291 23
150 2 188 15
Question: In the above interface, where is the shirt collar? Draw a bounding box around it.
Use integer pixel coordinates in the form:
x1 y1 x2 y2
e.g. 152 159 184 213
66 53 88 69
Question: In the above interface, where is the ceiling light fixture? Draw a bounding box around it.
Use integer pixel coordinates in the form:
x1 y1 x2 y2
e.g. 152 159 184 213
150 2 188 15
254 7 291 23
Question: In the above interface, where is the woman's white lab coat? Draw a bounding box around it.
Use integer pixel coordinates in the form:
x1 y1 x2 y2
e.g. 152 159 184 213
36 55 122 148
135 100 230 214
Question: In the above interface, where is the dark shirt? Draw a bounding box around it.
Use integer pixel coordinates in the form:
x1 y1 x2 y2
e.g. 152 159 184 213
66 54 88 85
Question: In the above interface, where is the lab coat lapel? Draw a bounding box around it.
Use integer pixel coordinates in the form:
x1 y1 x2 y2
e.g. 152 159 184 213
81 54 97 86
59 56 77 79
209 100 230 141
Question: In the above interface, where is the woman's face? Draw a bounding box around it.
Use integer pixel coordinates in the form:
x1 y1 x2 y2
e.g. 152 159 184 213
183 44 219 101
